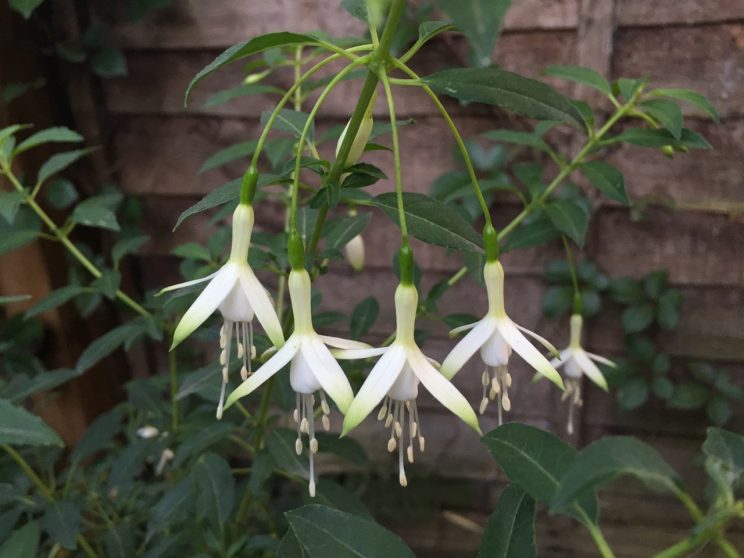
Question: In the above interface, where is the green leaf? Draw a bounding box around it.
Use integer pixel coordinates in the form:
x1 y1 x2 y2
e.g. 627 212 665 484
0 190 25 224
350 296 379 339
185 33 316 104
706 397 732 426
24 285 87 318
103 523 136 558
90 48 128 78
112 234 149 265
424 67 584 128
3 368 82 403
341 0 367 22
285 504 415 558
415 21 454 48
542 285 572 319
622 303 654 334
616 78 644 101
579 161 629 205
71 193 121 231
172 242 212 262
609 277 644 304
14 127 83 156
643 270 668 299
70 410 121 463
0 294 30 305
501 217 560 253
267 428 309 479
76 322 140 373
0 229 38 255
323 213 370 251
652 377 674 400
544 200 588 248
703 427 744 480
641 99 683 139
9 0 44 19
148 478 194 535
199 141 257 173
482 424 598 525
314 432 368 467
438 0 512 68
551 437 681 510
193 453 235 532
608 127 711 150
0 522 40 558
0 399 63 446
653 88 719 122
617 377 649 410
667 382 709 410
172 422 233 468
545 65 611 95
513 162 544 200
478 484 536 558
204 84 282 108
260 109 314 142
37 148 95 185
45 178 79 209
483 129 550 152
371 192 483 253
307 480 372 519
40 500 80 550
175 365 222 402
657 289 682 330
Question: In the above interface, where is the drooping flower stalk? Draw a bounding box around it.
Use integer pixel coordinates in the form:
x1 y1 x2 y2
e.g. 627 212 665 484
160 169 284 418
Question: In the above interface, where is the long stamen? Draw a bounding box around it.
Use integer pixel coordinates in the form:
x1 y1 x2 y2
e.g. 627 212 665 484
413 401 425 452
240 322 249 380
387 401 398 452
306 394 317 498
407 400 414 464
398 402 407 487
216 320 233 419
295 393 302 455
320 391 331 431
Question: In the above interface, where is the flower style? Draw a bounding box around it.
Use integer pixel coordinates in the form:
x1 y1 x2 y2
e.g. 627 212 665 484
224 268 368 496
335 283 481 487
550 313 615 434
439 260 564 424
160 203 285 418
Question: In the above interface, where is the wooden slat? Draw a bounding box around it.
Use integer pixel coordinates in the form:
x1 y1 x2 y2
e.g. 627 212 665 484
613 25 744 119
572 0 616 105
617 0 744 27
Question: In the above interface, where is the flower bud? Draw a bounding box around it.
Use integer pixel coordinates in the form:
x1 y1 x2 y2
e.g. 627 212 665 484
344 234 365 271
336 92 376 168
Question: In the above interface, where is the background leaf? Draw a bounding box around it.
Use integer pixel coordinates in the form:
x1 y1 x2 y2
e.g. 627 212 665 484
0 399 63 447
478 484 536 558
438 0 512 67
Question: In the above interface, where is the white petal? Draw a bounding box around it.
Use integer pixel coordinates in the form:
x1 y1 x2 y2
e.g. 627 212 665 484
549 348 572 368
158 271 219 295
515 323 560 358
239 266 285 348
332 346 389 360
341 345 405 435
573 350 609 391
449 321 478 337
319 335 372 350
224 336 300 408
305 337 355 414
171 266 237 349
586 351 617 368
497 320 565 390
408 349 481 435
439 318 497 379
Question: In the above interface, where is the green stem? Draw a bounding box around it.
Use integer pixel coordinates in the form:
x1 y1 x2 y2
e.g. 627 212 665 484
562 235 582 314
391 59 492 227
248 45 373 170
289 55 372 230
379 67 408 243
254 379 274 451
2 444 98 558
306 0 406 257
575 508 616 558
497 90 643 242
1 165 150 318
168 349 179 432
672 488 740 558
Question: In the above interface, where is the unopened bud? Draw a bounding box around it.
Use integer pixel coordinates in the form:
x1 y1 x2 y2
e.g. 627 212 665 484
661 145 675 158
336 93 376 168
344 234 365 272
136 425 160 439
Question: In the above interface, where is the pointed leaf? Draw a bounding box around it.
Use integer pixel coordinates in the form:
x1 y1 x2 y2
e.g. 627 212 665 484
40 500 80 550
14 127 83 156
478 484 536 558
0 522 40 558
545 65 611 95
641 99 683 139
372 192 483 253
424 67 584 127
199 141 257 173
579 161 629 205
350 296 378 339
653 88 719 122
438 0 512 67
501 217 560 253
193 453 235 532
0 399 63 447
544 200 588 248
37 148 95 185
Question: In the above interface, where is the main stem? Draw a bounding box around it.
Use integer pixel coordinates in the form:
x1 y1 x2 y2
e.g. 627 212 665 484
306 0 406 256
1 165 150 318
576 507 616 558
380 67 408 243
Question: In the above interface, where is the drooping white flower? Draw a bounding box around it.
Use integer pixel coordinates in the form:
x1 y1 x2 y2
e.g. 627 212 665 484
550 314 614 434
335 283 481 487
440 260 564 424
224 268 368 496
160 203 284 418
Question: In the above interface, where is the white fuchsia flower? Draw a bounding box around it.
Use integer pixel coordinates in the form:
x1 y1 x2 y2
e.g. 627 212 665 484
335 283 481 487
224 268 368 496
343 233 365 272
439 260 564 424
550 313 614 434
160 203 285 418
